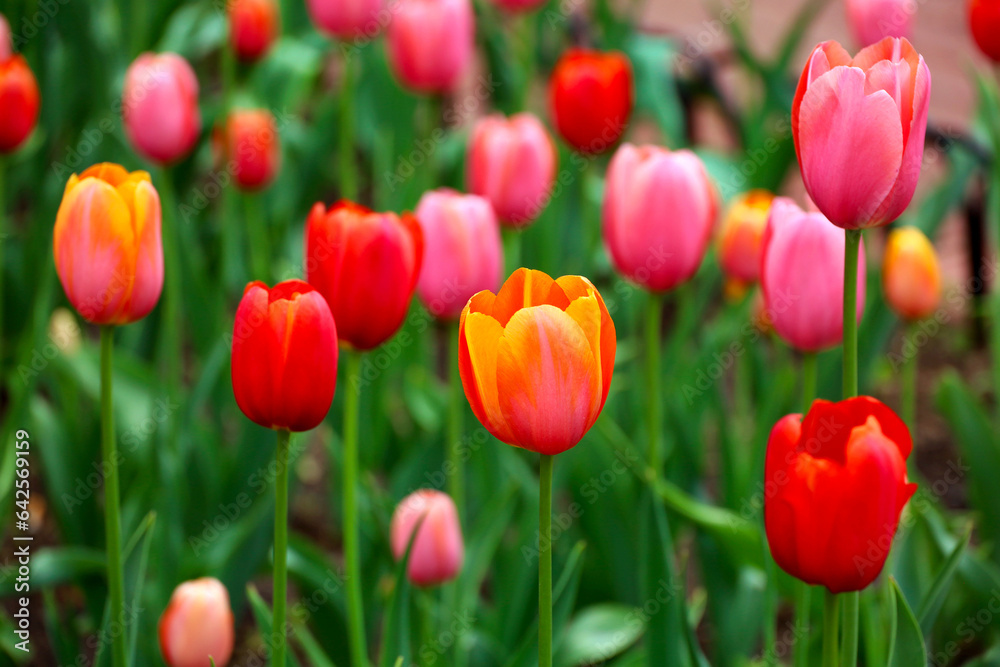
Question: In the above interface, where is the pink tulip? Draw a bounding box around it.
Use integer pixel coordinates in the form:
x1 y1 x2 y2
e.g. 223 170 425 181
390 489 464 587
386 0 474 93
415 189 503 319
307 0 383 39
760 198 866 352
846 0 913 46
122 53 201 165
158 578 234 667
467 113 557 228
602 143 717 292
0 14 11 60
792 38 930 229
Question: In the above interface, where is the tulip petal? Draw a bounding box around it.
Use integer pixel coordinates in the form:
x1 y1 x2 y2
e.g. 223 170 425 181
558 275 616 408
123 180 164 323
459 311 515 444
492 268 569 326
231 283 279 428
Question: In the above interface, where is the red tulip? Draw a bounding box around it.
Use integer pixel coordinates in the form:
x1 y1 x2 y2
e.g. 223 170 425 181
122 53 201 165
231 280 339 432
549 49 633 154
765 397 916 593
387 0 474 93
970 0 1000 61
305 201 423 350
219 109 281 191
0 30 39 154
307 0 383 39
159 578 235 667
390 489 464 586
229 0 279 62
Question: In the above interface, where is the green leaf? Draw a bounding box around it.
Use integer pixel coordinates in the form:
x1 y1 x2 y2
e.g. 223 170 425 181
555 604 645 667
246 584 303 667
886 578 927 667
917 526 971 635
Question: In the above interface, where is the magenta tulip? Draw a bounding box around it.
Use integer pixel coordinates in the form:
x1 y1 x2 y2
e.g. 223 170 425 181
602 143 717 292
760 198 866 352
414 189 503 319
792 38 930 229
390 489 464 587
122 53 202 165
846 0 913 46
307 0 383 39
386 0 474 93
467 113 557 228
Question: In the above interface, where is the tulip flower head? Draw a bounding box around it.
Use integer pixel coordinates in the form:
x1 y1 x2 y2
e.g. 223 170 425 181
54 163 163 325
122 53 202 165
386 0 474 93
760 198 866 352
0 18 40 154
970 0 1000 62
305 201 423 350
219 108 281 191
792 38 930 229
307 0 383 39
467 112 557 228
228 0 279 62
231 280 339 432
549 49 633 154
717 189 774 285
390 489 464 586
603 143 717 292
415 189 503 319
459 268 616 456
883 226 941 321
845 0 913 47
159 577 235 667
765 397 916 593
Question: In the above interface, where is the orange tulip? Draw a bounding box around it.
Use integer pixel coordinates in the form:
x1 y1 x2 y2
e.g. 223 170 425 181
717 189 774 284
883 226 941 320
458 268 616 455
53 163 163 325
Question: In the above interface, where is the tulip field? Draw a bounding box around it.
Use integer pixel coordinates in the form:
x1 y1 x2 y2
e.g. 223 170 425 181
5 0 1000 664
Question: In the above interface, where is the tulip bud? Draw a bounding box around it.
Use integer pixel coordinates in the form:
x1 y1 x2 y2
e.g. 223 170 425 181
390 489 464 586
386 0 474 93
970 0 1000 61
123 53 202 165
414 189 502 320
54 163 163 325
549 49 633 154
765 397 916 593
459 268 616 455
792 38 930 229
467 113 557 228
760 198 866 352
602 143 717 292
219 109 281 191
158 578 235 667
229 0 279 62
231 280 339 432
305 201 423 350
845 0 913 47
882 226 941 321
307 0 383 39
0 29 40 154
717 189 774 285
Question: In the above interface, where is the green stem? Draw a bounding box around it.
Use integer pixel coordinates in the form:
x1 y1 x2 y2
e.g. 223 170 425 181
841 592 859 667
517 13 535 111
538 453 554 667
502 227 522 277
419 95 441 196
794 583 812 667
842 229 862 399
447 324 464 518
645 292 663 474
220 42 241 292
157 169 182 426
344 351 368 667
100 327 127 667
339 52 358 202
0 157 5 381
244 193 270 283
822 590 839 667
273 429 291 667
900 321 917 436
801 352 817 414
762 548 777 667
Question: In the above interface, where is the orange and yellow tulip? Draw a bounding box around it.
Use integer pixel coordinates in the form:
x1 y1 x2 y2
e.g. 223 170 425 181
458 268 616 455
883 226 941 321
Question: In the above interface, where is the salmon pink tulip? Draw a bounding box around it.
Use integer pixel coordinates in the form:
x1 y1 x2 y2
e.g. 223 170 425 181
123 53 202 165
390 489 464 586
846 0 913 47
220 109 281 191
159 578 235 667
307 0 383 39
883 226 941 320
386 0 474 93
229 0 279 62
549 49 633 154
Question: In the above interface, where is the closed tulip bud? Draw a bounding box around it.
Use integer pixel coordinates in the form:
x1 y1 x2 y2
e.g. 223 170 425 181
390 489 464 586
307 0 383 39
229 0 279 62
415 189 502 320
0 33 40 154
459 268 615 455
971 0 1000 61
387 0 474 93
883 226 941 320
54 163 163 325
231 280 338 432
123 53 202 165
792 38 930 229
305 201 423 350
467 113 557 228
760 198 866 352
220 109 281 191
765 397 916 592
549 49 633 154
603 144 717 292
846 0 913 47
158 578 235 667
717 190 774 284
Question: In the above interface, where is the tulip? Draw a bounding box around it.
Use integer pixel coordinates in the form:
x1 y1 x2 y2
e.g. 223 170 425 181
307 0 383 39
53 163 163 325
122 53 202 165
159 578 235 667
415 189 502 319
466 113 557 227
765 396 916 593
231 280 338 432
845 0 913 47
459 268 616 455
0 40 40 153
602 144 717 292
883 226 941 320
0 14 9 61
717 189 774 285
792 38 930 228
390 489 464 586
386 0 474 93
305 201 423 350
229 0 279 62
489 0 546 11
219 109 281 191
970 0 1000 61
549 49 633 154
760 198 866 352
